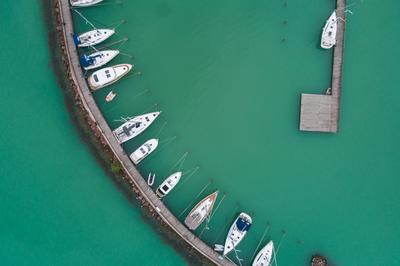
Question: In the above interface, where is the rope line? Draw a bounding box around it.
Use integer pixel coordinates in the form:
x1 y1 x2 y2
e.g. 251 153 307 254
178 180 212 218
168 152 188 173
250 223 270 262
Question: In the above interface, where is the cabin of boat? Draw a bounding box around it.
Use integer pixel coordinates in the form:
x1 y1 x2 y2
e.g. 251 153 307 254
113 112 160 144
184 191 219 230
130 139 159 164
80 50 119 70
155 172 182 198
88 64 132 90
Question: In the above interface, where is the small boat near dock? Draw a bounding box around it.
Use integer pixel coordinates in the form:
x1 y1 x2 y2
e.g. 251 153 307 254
184 191 219 230
73 29 115 47
87 64 132 90
105 90 116 102
70 0 103 7
80 50 119 70
155 172 182 198
223 212 252 255
147 173 156 186
113 112 161 144
252 241 274 266
129 139 159 164
321 11 337 49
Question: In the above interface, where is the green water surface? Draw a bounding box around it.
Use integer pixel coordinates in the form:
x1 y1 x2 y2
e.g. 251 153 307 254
73 0 400 265
0 1 184 265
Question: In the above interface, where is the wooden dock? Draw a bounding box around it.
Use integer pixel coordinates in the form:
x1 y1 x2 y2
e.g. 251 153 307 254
57 1 234 265
299 0 346 133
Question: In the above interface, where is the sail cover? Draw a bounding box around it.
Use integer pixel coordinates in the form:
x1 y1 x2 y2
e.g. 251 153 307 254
80 54 94 67
236 217 251 231
72 34 81 46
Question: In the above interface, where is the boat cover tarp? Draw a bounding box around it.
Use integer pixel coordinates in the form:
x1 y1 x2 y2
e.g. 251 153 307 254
236 217 251 231
72 34 80 45
80 54 94 67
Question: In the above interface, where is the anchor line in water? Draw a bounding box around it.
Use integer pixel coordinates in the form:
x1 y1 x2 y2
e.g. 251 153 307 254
159 136 177 145
271 230 287 266
150 136 177 158
95 37 129 51
155 121 167 138
72 9 97 30
130 88 150 100
250 223 271 263
209 192 226 221
199 193 227 238
141 103 159 114
275 230 287 255
71 0 123 9
232 246 244 266
175 166 200 189
178 180 212 218
182 166 199 177
168 151 189 173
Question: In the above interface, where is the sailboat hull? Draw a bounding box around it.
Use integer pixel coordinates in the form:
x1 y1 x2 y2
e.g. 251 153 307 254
184 191 219 230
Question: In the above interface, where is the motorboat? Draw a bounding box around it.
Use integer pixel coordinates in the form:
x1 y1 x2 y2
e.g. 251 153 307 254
73 29 115 47
87 64 132 90
252 241 274 266
184 191 219 230
155 172 182 198
113 112 161 144
70 0 103 7
105 90 116 102
223 212 252 255
80 50 119 70
321 11 337 49
129 139 159 164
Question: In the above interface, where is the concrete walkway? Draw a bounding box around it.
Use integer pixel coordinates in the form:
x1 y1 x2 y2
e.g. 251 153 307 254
299 0 346 133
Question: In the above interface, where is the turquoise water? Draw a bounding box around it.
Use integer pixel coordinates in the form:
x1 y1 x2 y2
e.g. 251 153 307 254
1 0 399 266
73 1 400 265
0 1 184 265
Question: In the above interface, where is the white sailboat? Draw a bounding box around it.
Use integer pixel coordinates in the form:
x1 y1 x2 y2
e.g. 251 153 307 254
184 191 219 230
70 0 103 7
252 241 274 266
80 50 119 70
155 172 182 198
223 212 252 255
129 139 159 164
74 29 115 47
113 112 161 144
87 64 132 90
321 11 337 49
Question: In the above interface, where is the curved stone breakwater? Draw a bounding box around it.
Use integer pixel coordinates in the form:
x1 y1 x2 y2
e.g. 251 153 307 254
53 0 234 265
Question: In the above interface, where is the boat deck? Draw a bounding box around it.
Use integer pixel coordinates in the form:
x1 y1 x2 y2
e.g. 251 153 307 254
299 0 346 133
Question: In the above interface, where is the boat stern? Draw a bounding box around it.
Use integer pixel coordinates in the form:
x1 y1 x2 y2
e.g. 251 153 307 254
87 74 99 90
129 152 140 164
